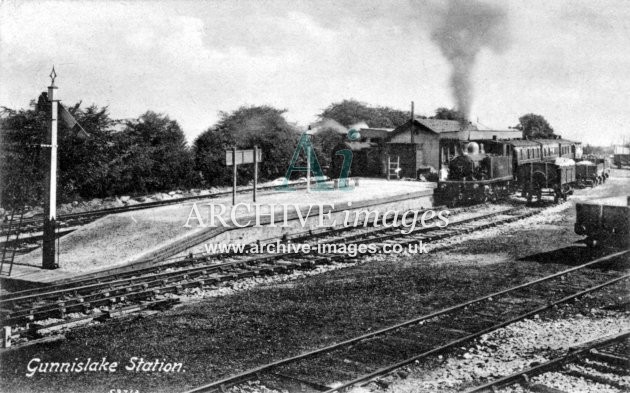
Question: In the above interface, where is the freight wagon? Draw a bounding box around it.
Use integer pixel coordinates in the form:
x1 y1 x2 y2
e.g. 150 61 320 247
575 196 630 248
614 146 630 168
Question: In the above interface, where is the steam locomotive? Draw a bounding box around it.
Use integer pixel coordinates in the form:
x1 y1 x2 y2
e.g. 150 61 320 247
437 138 589 206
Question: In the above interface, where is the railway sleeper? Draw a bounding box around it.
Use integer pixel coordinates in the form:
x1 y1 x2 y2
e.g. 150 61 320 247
340 343 407 368
268 372 332 392
147 298 180 311
101 304 145 320
32 317 94 335
562 368 628 390
587 349 630 368
579 358 629 376
526 383 569 393
393 330 450 348
234 269 256 278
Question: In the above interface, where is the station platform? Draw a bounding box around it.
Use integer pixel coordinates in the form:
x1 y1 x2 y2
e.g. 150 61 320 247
2 179 436 289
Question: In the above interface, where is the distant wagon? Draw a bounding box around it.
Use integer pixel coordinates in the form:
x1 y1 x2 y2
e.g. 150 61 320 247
575 159 609 187
575 196 630 248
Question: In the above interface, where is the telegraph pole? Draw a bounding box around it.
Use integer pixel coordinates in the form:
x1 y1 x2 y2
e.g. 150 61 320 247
42 67 59 269
410 101 415 144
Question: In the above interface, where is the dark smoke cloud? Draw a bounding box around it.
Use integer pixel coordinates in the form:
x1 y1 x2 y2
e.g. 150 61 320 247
431 0 510 119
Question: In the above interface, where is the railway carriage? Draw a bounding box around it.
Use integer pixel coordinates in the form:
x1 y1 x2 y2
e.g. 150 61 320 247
557 139 580 160
535 139 561 162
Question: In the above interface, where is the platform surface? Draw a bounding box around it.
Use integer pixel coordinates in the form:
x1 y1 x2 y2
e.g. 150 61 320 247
7 179 435 286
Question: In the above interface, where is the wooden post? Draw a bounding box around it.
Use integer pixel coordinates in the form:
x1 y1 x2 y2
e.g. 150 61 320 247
2 326 10 348
387 155 391 180
306 144 311 193
410 101 415 144
253 145 258 202
232 146 237 205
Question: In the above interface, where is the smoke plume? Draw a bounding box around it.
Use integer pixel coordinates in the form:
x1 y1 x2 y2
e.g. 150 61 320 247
431 0 510 119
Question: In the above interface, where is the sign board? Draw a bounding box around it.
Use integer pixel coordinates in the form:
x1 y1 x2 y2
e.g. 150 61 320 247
226 149 263 166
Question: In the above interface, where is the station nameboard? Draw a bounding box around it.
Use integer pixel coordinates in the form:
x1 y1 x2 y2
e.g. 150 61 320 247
225 149 263 166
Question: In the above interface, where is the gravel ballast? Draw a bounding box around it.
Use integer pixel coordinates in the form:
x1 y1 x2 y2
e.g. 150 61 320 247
376 311 629 393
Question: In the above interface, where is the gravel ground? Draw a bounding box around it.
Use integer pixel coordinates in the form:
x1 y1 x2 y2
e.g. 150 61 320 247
0 171 627 393
369 310 629 393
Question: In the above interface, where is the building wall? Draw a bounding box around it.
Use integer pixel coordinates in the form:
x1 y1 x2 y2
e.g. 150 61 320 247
387 127 441 175
386 144 416 178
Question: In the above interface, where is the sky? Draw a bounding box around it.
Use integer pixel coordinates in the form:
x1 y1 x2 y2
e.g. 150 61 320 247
1 0 629 146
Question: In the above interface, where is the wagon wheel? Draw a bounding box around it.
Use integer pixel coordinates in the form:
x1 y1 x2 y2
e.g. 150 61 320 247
585 237 599 248
563 184 571 201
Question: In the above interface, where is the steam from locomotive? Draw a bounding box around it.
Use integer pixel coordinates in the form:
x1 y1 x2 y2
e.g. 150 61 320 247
431 0 510 118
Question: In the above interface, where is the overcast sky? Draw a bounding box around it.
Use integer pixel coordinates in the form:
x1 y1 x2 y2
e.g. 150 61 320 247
1 0 629 145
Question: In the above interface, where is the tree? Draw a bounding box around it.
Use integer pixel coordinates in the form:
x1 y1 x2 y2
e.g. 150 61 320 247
193 106 299 186
433 107 466 121
1 99 198 207
0 103 48 208
319 99 410 128
517 113 556 139
118 111 194 193
311 127 345 169
57 104 121 199
1 101 124 206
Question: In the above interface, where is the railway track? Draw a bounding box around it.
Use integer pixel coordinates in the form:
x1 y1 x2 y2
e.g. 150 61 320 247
182 250 629 393
1 205 540 347
465 331 630 393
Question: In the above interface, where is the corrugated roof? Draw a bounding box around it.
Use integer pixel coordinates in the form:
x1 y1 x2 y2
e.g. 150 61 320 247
507 139 541 147
532 139 561 145
360 127 395 132
414 118 477 133
467 130 522 140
